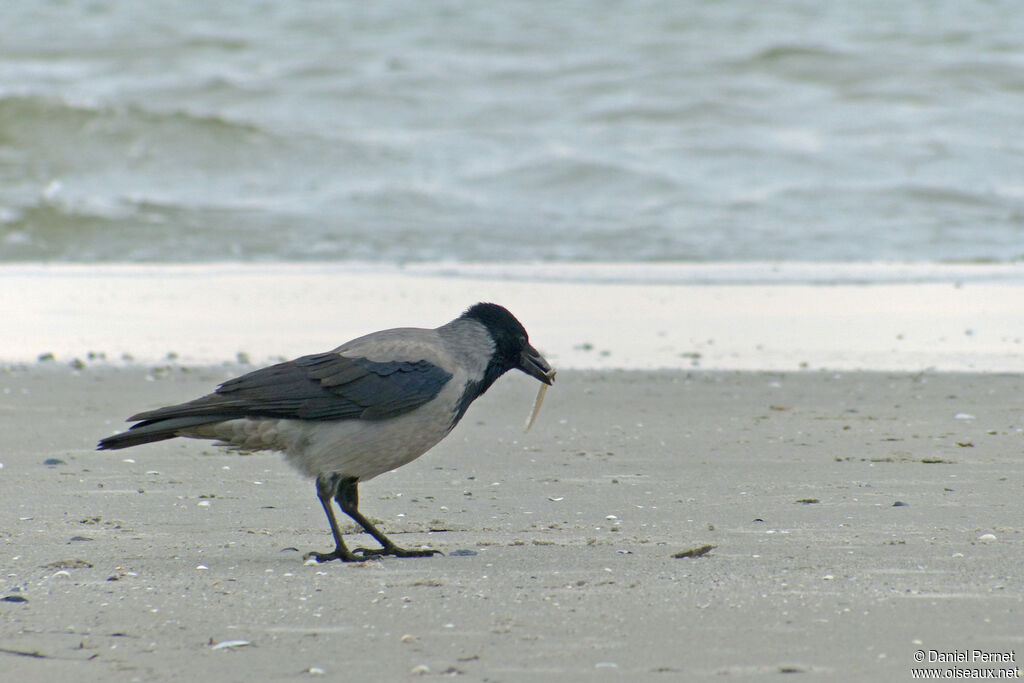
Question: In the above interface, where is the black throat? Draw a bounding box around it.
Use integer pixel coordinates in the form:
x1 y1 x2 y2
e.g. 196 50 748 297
448 302 527 429
449 358 510 429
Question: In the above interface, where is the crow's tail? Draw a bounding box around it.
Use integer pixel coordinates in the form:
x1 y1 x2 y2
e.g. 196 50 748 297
97 416 223 450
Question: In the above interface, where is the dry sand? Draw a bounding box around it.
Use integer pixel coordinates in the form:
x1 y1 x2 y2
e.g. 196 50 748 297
2 364 1022 681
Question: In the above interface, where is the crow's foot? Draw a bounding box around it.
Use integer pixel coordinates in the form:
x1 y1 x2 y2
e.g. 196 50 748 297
303 547 369 563
353 545 441 559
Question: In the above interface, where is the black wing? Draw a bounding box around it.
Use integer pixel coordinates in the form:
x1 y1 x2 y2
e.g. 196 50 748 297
130 352 453 423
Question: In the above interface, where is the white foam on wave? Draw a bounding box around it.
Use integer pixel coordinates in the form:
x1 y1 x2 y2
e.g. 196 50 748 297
403 260 1024 285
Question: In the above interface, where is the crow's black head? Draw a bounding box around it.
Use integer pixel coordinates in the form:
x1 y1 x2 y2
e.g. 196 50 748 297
461 302 553 386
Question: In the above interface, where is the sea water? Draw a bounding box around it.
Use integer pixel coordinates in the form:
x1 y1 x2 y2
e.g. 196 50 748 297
2 0 1022 265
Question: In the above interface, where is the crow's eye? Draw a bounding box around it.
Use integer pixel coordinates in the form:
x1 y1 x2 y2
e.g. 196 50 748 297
517 334 527 347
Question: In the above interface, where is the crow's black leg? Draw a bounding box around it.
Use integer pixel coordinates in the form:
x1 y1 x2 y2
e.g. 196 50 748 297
334 477 440 559
303 473 365 563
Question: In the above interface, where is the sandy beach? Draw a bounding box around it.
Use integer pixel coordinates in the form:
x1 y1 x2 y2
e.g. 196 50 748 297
4 262 1024 372
2 362 1022 681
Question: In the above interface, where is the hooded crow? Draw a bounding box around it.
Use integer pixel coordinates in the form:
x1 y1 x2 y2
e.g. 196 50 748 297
98 302 554 562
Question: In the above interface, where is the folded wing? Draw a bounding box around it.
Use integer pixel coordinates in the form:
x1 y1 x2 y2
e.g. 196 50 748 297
98 353 453 449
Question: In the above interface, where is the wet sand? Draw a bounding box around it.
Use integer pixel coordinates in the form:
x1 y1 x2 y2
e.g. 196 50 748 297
5 262 1024 372
2 364 1022 680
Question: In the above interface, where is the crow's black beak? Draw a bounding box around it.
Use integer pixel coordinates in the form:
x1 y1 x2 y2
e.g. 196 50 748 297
518 344 555 385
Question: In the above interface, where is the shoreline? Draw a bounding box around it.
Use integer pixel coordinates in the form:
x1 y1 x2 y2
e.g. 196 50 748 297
5 262 1024 372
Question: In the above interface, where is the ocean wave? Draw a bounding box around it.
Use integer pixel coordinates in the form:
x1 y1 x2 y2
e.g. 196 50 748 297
2 1 1023 265
466 154 683 206
0 93 272 141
